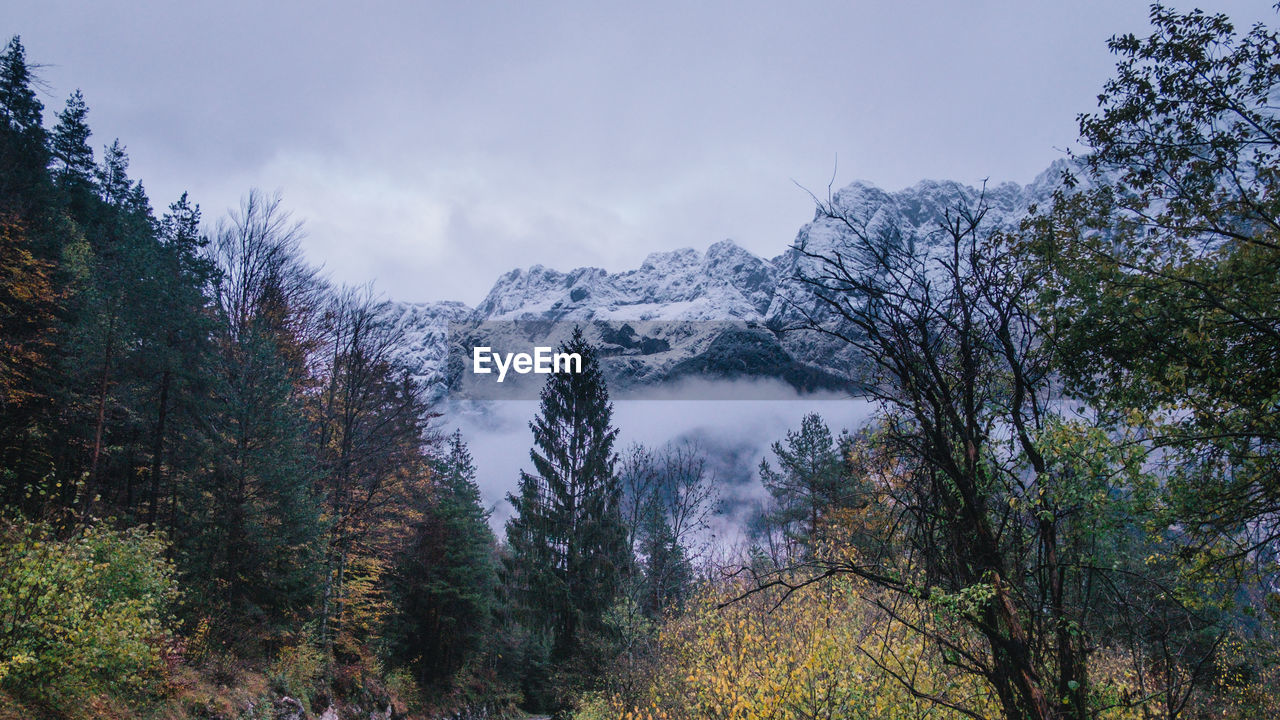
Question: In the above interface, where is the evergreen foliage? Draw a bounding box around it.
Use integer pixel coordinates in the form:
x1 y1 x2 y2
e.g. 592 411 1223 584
617 440 715 620
181 190 324 633
756 412 851 556
505 327 628 708
0 10 1279 719
388 430 498 689
635 496 690 618
0 37 47 215
51 90 94 188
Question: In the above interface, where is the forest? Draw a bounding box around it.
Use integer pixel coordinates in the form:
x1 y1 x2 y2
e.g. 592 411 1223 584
1 4 1278 719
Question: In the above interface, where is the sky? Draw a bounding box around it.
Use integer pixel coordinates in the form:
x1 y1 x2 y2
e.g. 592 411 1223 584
7 1 1273 306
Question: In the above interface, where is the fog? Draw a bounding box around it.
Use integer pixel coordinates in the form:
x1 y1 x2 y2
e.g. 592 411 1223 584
443 377 876 545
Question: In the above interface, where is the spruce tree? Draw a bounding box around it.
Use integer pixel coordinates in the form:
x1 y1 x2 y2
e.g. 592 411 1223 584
757 412 845 556
67 139 165 519
388 430 498 689
637 496 690 618
0 40 59 431
51 91 95 188
0 36 50 221
97 140 133 207
505 327 628 705
142 193 216 527
0 36 42 133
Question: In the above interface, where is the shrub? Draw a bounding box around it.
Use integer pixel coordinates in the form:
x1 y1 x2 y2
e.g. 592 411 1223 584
267 635 324 711
583 576 999 720
0 516 178 714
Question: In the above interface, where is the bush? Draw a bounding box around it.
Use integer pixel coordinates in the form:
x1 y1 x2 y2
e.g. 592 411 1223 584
267 635 324 711
584 577 999 720
0 516 178 714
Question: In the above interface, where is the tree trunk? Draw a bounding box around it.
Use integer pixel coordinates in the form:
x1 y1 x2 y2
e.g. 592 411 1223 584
147 369 171 527
84 315 116 521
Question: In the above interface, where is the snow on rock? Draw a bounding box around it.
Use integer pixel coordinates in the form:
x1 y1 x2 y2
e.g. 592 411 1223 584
385 300 474 395
390 166 1069 399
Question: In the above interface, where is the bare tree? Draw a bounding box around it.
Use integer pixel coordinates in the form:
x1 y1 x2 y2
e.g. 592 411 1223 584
655 439 718 559
313 284 437 654
618 443 659 559
620 439 718 566
191 189 329 627
729 188 1221 720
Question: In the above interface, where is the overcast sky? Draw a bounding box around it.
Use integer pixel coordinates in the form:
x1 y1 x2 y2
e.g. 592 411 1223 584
8 1 1273 305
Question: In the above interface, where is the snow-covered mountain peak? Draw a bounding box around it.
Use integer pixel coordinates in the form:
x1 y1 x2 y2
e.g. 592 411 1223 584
640 246 702 272
392 163 1072 399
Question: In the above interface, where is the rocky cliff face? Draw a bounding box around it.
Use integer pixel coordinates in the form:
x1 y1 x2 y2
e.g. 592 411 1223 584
392 162 1069 400
472 237 778 324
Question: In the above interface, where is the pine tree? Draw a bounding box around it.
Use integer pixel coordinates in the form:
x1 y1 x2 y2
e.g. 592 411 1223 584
505 327 628 705
0 36 50 220
636 496 690 618
97 140 133 207
618 441 714 618
51 91 95 188
757 412 845 556
142 193 216 527
0 36 43 136
388 430 498 688
68 139 164 519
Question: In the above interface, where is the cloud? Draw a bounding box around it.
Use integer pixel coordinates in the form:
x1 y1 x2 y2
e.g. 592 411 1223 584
443 377 874 541
15 0 1244 310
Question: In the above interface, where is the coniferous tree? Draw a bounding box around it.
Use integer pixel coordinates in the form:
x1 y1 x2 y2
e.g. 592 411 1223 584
0 36 53 234
0 36 46 217
636 496 690 618
51 91 95 189
96 140 133 208
505 327 628 708
0 43 62 425
142 193 217 528
68 140 166 519
757 412 847 556
618 440 715 618
179 190 323 635
388 430 498 689
0 37 41 132
0 38 89 512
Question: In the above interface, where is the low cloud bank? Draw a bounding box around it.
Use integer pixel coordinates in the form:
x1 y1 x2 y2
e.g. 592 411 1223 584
442 377 875 545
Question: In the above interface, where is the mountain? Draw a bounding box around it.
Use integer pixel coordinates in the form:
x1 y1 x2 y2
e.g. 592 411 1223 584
392 162 1070 401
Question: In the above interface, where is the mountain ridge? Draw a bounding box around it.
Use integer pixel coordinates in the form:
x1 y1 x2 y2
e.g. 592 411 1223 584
392 161 1071 398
